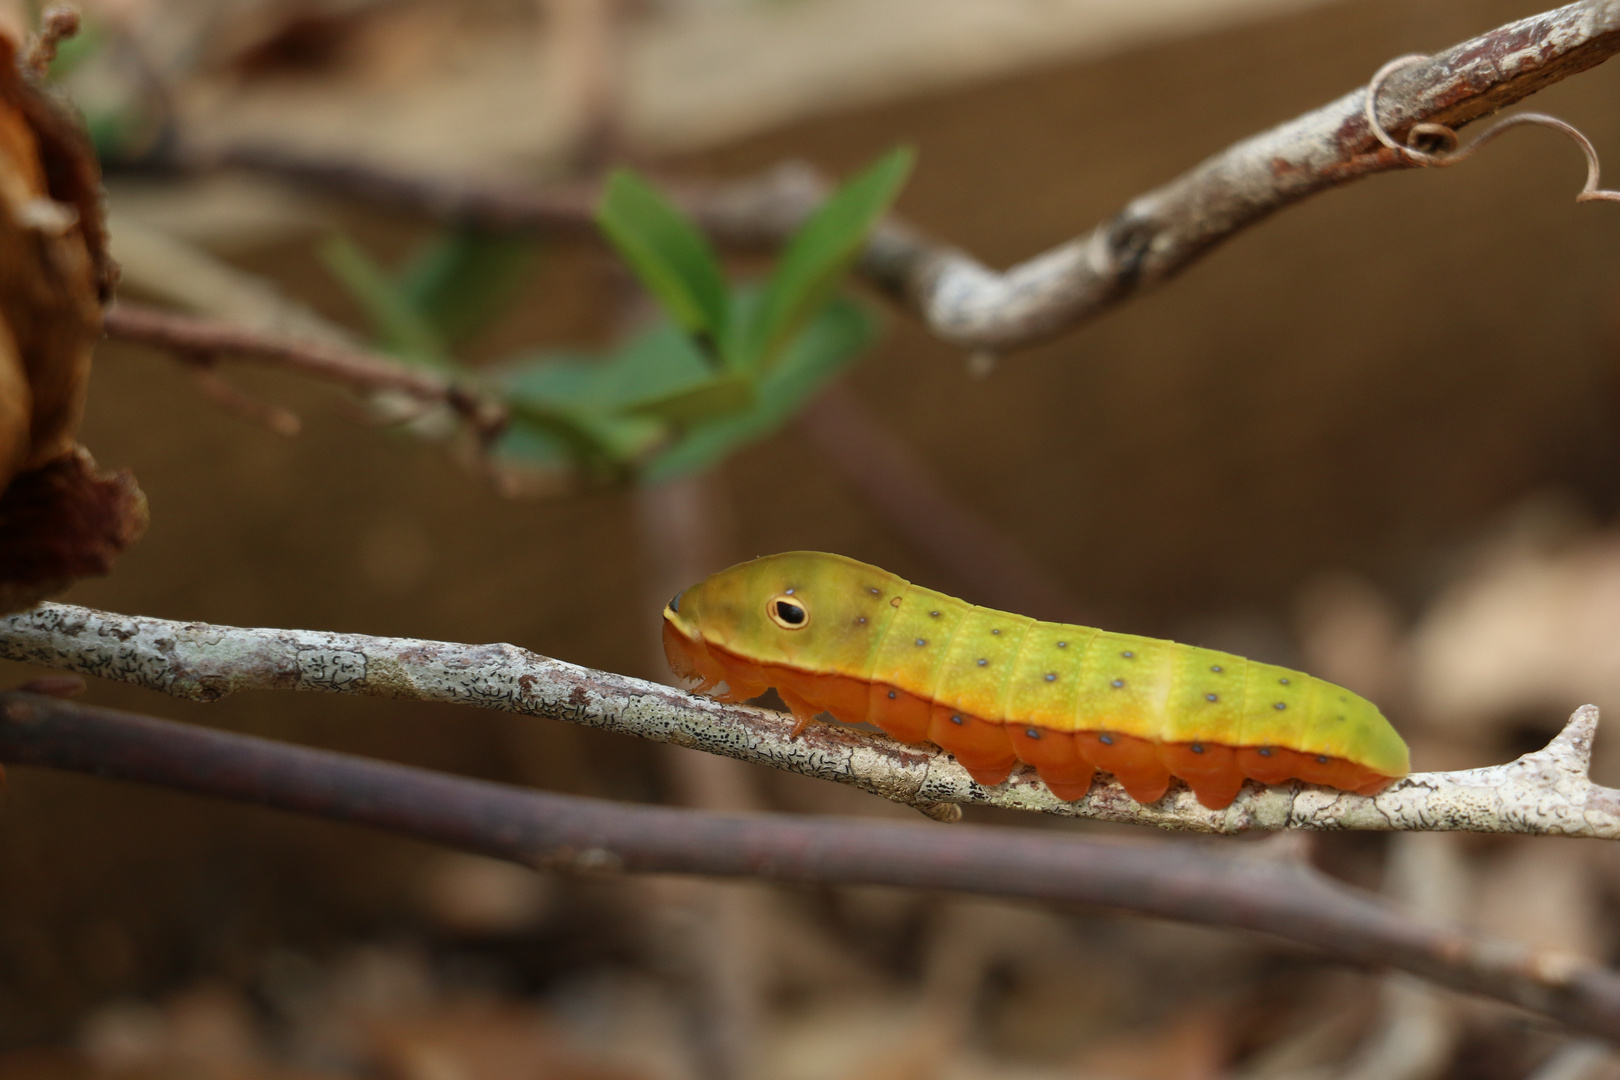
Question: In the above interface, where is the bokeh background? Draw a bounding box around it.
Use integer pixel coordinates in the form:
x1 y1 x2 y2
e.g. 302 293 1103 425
5 0 1620 1076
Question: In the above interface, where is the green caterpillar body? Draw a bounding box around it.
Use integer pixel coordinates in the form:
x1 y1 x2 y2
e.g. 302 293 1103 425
662 552 1408 808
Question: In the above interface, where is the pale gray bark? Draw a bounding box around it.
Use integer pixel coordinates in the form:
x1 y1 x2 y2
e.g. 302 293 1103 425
4 601 1615 837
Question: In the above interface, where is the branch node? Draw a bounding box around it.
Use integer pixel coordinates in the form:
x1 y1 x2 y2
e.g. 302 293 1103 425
913 800 964 823
1537 704 1601 778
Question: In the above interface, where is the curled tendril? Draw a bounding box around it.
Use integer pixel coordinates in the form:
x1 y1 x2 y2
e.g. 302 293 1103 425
1364 53 1620 204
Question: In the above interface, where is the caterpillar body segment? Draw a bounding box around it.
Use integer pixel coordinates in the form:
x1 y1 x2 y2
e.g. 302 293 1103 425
662 552 1408 809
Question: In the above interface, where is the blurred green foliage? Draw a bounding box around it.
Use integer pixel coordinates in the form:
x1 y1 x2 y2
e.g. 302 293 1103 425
324 147 913 488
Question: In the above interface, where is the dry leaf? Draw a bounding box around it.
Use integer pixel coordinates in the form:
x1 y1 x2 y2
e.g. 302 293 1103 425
0 24 143 614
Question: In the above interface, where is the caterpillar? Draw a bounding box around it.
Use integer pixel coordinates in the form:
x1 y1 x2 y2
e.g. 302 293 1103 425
662 552 1408 809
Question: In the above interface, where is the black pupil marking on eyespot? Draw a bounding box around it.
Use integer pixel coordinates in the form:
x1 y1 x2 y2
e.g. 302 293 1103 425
1044 673 1056 682
1191 743 1204 754
991 629 1000 635
668 592 682 612
916 638 926 646
1274 702 1287 710
1259 747 1273 757
1111 678 1125 688
1099 733 1114 745
951 715 964 725
930 611 940 617
774 601 806 625
1206 693 1218 702
1026 728 1040 739
887 690 897 699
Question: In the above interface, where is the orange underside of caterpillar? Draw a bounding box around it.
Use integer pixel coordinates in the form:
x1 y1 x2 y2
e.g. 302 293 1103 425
666 623 1394 809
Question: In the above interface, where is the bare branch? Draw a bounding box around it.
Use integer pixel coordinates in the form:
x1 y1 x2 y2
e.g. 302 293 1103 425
101 301 508 441
209 1 1620 350
3 602 1617 839
2 689 1618 1039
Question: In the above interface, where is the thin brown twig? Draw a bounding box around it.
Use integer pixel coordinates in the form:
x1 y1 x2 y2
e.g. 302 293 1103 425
101 301 507 441
201 1 1620 351
187 361 303 437
0 690 1616 1039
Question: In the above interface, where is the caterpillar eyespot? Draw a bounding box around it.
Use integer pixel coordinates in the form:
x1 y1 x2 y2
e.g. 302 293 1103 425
767 596 809 630
663 552 1409 810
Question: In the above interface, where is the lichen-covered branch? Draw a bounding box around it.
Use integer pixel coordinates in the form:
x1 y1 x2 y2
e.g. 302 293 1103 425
3 602 1615 838
3 691 1619 1039
213 1 1620 351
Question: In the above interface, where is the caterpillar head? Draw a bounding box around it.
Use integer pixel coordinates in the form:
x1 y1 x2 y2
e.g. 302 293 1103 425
661 552 908 690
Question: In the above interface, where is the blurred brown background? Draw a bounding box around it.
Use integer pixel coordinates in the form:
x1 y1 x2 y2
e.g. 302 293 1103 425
6 0 1620 1076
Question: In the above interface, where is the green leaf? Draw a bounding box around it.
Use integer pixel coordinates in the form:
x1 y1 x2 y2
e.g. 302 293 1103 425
622 372 754 424
596 170 730 359
488 325 720 467
398 229 539 347
495 407 652 488
319 235 446 364
588 323 720 411
495 379 665 476
644 294 878 483
743 146 912 372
